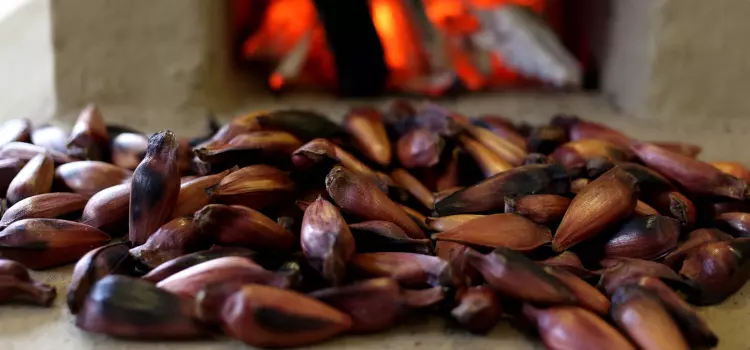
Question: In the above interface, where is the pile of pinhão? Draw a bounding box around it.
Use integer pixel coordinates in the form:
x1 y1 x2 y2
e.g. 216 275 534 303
2 101 750 349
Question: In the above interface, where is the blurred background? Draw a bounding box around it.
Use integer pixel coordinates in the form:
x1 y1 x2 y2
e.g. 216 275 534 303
1 0 750 159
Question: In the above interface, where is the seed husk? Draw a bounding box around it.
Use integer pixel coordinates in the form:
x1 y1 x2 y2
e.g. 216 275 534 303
451 286 502 334
567 119 631 148
435 241 480 286
129 217 206 269
680 238 750 305
635 276 718 349
603 215 681 260
598 257 683 296
141 247 258 283
433 213 552 252
129 130 181 246
539 251 598 279
193 204 295 250
194 131 302 166
156 256 290 299
326 166 425 239
67 243 136 314
0 218 110 269
6 153 54 205
712 161 750 181
196 112 263 150
475 116 527 150
662 228 732 269
343 107 392 166
553 167 638 252
0 119 32 146
651 141 701 158
544 266 610 315
526 125 569 155
351 252 453 287
218 284 352 348
633 200 660 216
301 197 356 285
206 164 294 210
551 139 634 169
465 248 576 305
0 158 26 198
455 117 526 166
458 134 513 177
257 109 345 140
396 128 444 169
67 104 109 160
111 132 148 169
0 258 56 307
31 125 68 153
54 161 132 198
523 153 553 165
0 192 87 228
310 278 443 333
649 190 696 227
714 212 750 237
523 304 636 350
434 164 570 216
0 142 76 164
610 285 689 350
349 221 432 254
425 214 484 232
76 275 206 339
505 194 571 224
390 168 434 210
171 168 234 219
79 183 130 235
631 141 748 200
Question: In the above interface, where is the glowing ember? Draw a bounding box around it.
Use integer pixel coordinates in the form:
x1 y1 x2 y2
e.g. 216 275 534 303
240 0 551 93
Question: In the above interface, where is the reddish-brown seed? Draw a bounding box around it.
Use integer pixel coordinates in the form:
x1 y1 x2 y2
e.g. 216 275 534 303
539 251 598 278
477 115 527 150
679 238 750 305
129 131 181 246
454 118 526 165
610 285 689 350
156 256 289 299
425 214 484 232
567 120 631 148
634 200 660 216
396 128 444 168
712 161 750 182
6 153 54 205
0 219 110 269
111 132 148 169
523 305 636 350
631 141 747 199
0 258 56 307
67 243 135 314
433 213 552 252
194 131 302 165
662 228 733 269
435 241 480 286
31 125 68 153
465 248 576 305
141 247 258 283
67 104 109 160
343 108 392 166
551 139 634 168
171 168 234 218
129 217 205 268
326 166 425 239
0 158 26 198
649 191 696 227
219 285 352 348
599 258 682 296
544 266 610 315
459 134 513 177
0 192 88 228
351 252 453 287
206 164 294 210
301 197 356 285
54 161 132 198
650 141 701 158
79 183 130 235
715 212 750 237
603 215 681 260
553 167 638 251
193 204 295 250
390 168 435 210
0 142 76 164
0 119 31 146
505 194 571 224
451 286 502 334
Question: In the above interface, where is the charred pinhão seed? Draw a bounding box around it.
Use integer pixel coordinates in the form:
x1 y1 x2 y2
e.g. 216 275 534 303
67 243 136 314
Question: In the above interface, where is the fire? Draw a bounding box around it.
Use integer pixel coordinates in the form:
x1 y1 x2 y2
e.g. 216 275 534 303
239 0 549 93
